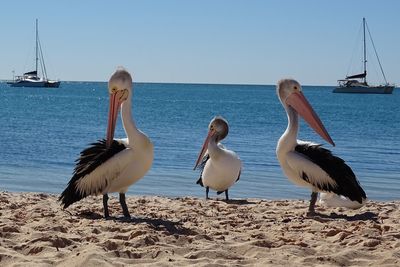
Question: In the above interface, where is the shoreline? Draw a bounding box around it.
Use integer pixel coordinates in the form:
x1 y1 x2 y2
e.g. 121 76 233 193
0 192 399 266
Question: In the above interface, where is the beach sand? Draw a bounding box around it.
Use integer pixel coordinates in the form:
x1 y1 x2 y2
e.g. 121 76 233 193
0 192 399 266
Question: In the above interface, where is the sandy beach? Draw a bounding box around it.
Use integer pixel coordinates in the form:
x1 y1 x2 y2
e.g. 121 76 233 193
0 192 399 266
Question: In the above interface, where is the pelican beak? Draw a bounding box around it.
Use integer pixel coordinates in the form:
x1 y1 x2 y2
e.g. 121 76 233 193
106 89 128 148
286 91 335 146
193 129 215 170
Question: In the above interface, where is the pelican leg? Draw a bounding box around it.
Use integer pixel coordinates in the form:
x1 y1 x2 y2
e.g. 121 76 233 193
103 194 110 218
225 190 229 201
119 193 131 218
206 187 210 200
307 192 318 216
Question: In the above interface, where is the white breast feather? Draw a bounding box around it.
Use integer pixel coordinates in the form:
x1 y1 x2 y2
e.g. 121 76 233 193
202 146 241 191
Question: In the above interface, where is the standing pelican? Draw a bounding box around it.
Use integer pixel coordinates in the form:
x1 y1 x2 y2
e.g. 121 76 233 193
276 79 366 215
194 116 242 200
59 68 153 218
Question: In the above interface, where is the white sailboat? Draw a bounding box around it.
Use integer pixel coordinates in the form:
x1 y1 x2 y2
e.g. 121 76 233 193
333 18 394 94
8 19 60 88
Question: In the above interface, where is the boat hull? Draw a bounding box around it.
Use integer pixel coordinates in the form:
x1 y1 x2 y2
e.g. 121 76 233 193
333 85 394 94
8 80 60 88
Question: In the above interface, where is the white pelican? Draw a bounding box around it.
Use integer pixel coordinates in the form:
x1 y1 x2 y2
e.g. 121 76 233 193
276 79 366 215
194 116 242 200
59 68 154 218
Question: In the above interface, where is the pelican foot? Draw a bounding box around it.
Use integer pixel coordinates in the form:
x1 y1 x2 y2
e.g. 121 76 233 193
119 215 132 222
306 210 328 220
306 210 317 217
206 187 210 200
306 192 319 217
225 190 229 201
119 193 131 218
103 194 110 218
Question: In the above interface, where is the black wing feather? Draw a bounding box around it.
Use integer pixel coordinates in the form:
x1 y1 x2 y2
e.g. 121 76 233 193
236 169 241 182
195 154 210 187
295 143 366 203
59 139 126 209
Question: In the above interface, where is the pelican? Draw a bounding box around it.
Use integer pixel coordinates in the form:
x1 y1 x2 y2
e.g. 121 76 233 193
59 68 153 218
276 79 366 215
194 116 242 200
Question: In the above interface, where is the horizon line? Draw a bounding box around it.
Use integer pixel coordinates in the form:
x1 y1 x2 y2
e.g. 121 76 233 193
0 79 340 87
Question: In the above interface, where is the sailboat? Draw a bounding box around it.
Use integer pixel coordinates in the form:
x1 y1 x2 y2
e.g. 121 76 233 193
8 19 60 88
333 18 394 94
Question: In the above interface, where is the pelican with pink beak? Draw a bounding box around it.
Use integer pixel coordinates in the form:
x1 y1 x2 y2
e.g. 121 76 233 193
59 68 154 218
194 116 242 200
276 79 366 216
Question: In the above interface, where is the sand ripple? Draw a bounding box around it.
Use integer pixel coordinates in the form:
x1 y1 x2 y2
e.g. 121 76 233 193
0 192 399 266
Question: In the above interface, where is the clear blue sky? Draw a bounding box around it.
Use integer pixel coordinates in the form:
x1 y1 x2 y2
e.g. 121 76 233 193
1 0 399 85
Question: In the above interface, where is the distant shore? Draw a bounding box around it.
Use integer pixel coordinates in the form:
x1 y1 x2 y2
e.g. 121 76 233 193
0 192 399 266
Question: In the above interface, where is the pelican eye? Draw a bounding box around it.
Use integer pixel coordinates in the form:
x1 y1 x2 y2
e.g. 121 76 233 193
111 87 117 93
294 86 298 90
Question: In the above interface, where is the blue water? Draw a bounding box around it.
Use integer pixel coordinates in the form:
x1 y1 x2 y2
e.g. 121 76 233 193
0 81 399 201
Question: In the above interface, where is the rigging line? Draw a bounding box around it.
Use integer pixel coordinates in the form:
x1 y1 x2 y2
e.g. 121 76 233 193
22 23 36 74
35 19 38 74
365 21 388 84
346 21 363 77
367 48 384 85
38 35 48 80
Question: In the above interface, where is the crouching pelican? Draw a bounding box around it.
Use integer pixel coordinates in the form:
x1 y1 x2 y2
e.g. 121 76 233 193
276 79 366 216
59 68 154 218
194 116 242 200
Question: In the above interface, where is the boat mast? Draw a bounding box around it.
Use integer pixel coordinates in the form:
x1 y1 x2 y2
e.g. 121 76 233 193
363 17 367 84
35 19 39 76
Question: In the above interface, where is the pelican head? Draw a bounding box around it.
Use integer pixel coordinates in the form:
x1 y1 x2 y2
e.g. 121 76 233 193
193 116 229 170
106 68 131 147
208 116 229 142
277 79 335 146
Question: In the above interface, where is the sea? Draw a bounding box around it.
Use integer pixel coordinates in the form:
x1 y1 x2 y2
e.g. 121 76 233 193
0 81 399 201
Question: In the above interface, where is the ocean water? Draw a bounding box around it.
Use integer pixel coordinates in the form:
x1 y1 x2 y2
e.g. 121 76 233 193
0 81 399 201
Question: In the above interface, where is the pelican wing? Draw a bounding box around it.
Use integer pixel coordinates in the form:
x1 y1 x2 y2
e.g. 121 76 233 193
196 153 210 187
294 143 366 203
236 169 241 182
59 139 128 208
